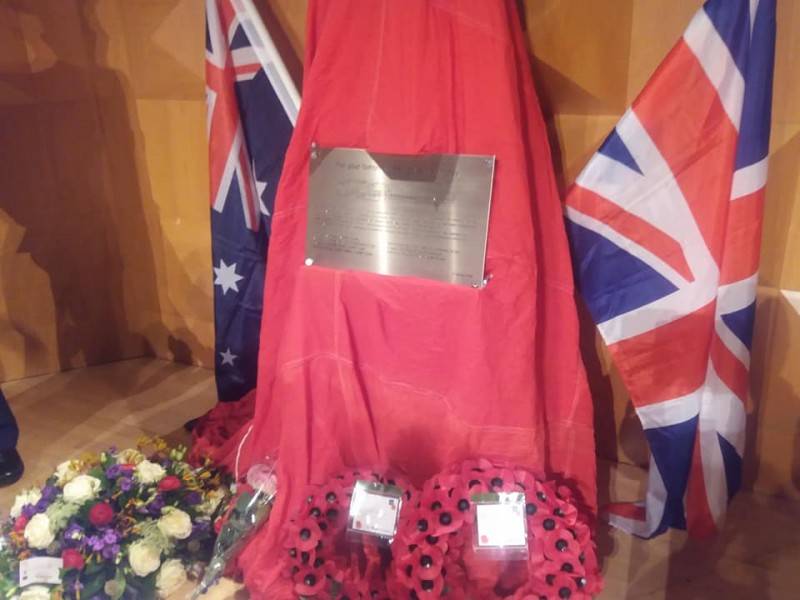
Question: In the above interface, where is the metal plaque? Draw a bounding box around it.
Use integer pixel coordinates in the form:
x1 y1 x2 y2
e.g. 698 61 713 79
306 147 494 287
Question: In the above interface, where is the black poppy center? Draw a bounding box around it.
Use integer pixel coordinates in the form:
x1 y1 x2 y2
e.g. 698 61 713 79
543 518 556 531
303 573 316 586
416 519 428 532
299 528 311 540
439 512 452 526
420 554 433 568
457 499 470 512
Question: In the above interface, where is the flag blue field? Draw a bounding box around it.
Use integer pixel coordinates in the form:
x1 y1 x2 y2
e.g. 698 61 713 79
566 0 775 538
205 0 299 402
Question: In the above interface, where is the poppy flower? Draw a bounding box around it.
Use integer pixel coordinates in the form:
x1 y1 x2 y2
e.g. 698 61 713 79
287 517 323 552
543 570 582 599
293 565 327 596
422 488 463 537
549 499 578 527
398 507 438 545
539 529 582 562
513 469 539 493
412 569 444 596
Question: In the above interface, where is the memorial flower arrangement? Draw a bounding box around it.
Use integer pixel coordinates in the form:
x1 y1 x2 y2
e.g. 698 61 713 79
392 459 603 599
0 437 230 600
280 469 418 599
279 461 602 599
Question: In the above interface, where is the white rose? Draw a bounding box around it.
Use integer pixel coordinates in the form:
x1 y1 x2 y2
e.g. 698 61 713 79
54 460 81 485
23 513 55 549
9 488 41 518
62 475 102 503
156 559 187 598
128 541 161 577
117 448 145 465
157 508 193 540
134 460 166 484
19 585 52 600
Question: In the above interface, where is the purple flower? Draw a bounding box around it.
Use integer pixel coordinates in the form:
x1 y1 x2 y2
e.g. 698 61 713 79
105 464 122 480
185 491 202 506
103 529 119 545
87 535 105 553
21 504 38 518
190 521 210 539
40 484 58 502
101 543 121 560
64 523 86 547
147 494 165 516
119 477 132 492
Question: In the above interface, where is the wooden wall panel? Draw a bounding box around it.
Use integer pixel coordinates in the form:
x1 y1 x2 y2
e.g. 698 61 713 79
0 0 212 380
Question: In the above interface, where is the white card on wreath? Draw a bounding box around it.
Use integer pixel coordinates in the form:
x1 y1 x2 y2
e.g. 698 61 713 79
19 556 63 587
347 481 402 538
474 494 527 548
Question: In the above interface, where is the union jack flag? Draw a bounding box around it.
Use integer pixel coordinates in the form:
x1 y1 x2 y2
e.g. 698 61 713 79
565 0 776 538
205 0 299 402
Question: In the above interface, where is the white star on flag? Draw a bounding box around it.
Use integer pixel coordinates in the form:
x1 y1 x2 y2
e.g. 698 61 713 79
220 348 237 366
254 162 270 216
214 259 244 295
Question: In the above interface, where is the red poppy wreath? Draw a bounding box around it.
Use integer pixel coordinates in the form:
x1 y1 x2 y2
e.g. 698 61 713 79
279 461 602 599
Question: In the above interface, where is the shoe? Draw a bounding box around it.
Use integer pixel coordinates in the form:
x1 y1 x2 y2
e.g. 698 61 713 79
0 448 24 487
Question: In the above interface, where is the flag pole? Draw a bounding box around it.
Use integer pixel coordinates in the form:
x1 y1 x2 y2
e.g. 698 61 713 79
235 0 301 125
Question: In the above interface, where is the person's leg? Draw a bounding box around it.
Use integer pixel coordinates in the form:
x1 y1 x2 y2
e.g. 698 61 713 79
0 388 24 487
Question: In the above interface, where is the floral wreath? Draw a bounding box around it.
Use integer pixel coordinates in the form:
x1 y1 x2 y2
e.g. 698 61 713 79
391 459 601 599
280 469 418 598
279 461 602 599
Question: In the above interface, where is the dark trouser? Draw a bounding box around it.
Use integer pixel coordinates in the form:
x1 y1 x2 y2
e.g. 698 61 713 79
0 388 19 453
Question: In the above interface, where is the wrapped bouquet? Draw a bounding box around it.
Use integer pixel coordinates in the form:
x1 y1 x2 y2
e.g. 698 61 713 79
0 437 230 600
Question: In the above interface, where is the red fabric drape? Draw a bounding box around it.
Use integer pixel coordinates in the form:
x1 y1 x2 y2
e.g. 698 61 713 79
207 1 596 596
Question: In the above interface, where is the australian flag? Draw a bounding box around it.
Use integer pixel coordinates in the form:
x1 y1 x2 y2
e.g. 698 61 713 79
566 0 775 538
205 0 299 402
